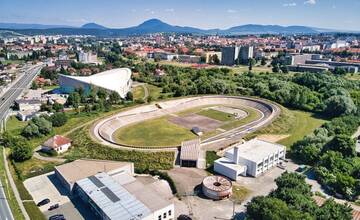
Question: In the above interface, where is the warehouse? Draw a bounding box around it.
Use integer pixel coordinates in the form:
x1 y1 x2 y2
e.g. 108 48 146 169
74 172 174 220
54 159 134 193
214 139 286 180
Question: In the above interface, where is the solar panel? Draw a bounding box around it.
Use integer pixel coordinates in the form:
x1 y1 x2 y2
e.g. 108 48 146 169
88 176 104 188
101 187 120 203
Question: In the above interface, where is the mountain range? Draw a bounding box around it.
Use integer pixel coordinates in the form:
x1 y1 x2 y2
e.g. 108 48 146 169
0 19 351 37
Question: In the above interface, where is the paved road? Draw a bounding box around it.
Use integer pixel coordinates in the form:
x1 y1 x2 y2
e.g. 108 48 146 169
0 177 14 220
0 65 42 122
0 64 42 220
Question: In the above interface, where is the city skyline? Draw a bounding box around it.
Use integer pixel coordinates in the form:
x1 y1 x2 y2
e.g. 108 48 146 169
1 0 360 31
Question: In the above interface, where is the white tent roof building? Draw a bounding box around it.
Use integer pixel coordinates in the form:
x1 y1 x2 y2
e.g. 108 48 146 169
59 68 132 98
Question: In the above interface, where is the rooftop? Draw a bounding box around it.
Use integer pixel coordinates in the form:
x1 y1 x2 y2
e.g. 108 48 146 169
43 135 71 149
226 139 285 163
76 172 151 220
55 159 132 185
180 139 201 161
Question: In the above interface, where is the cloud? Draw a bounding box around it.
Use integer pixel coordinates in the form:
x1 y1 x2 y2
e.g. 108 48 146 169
283 2 297 7
165 8 174 13
304 0 316 5
227 9 237 13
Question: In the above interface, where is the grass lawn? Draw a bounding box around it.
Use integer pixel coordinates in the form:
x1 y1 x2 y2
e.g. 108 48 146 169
197 109 235 122
205 151 220 174
220 107 261 131
65 125 175 171
23 201 46 220
0 147 25 220
345 73 360 81
133 85 145 100
231 185 251 203
147 84 163 99
249 107 327 148
114 117 197 147
42 85 59 91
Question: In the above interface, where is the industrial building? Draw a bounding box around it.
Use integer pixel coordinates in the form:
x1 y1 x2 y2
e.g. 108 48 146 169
58 68 132 98
55 159 174 220
202 176 232 200
214 139 286 180
179 139 206 169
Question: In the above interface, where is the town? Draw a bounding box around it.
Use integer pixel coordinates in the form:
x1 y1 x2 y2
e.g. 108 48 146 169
0 1 360 220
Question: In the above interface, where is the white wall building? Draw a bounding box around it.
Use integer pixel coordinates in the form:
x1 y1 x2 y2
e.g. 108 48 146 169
214 139 286 180
79 51 98 64
59 68 132 98
41 135 71 154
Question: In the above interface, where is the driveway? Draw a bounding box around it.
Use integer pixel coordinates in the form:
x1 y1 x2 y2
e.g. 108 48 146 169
23 172 96 219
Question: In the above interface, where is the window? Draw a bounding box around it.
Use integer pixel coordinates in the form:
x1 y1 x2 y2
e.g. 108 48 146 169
158 215 162 220
168 210 172 216
258 162 263 167
163 212 167 218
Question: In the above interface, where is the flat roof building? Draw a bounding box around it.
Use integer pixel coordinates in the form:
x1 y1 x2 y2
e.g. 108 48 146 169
58 68 132 98
214 139 286 180
55 159 134 192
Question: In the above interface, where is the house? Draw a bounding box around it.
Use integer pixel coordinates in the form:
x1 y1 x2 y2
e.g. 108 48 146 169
41 135 71 154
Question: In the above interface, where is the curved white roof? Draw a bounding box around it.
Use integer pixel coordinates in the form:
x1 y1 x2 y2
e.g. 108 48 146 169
60 68 132 98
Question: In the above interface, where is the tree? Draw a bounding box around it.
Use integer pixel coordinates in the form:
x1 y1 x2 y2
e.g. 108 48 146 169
324 95 357 117
22 123 40 138
261 57 267 66
248 58 256 71
316 199 352 220
97 88 107 100
30 81 38 90
49 113 68 127
246 196 312 220
31 116 52 135
324 134 356 158
109 91 121 104
67 92 81 109
53 103 64 112
11 139 32 162
126 91 133 101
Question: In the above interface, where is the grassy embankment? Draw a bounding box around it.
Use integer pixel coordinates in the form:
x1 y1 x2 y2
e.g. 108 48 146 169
248 107 327 148
0 147 24 220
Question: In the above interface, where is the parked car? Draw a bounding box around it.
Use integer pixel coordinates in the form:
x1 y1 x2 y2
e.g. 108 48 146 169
49 214 65 220
48 203 59 211
37 198 50 206
178 214 192 220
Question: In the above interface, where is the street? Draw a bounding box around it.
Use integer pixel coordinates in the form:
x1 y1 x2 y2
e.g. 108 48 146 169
0 64 43 220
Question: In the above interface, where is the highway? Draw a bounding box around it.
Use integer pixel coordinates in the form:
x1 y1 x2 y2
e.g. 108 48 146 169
0 64 42 220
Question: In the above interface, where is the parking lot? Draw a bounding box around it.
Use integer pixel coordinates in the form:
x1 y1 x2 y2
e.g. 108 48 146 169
24 172 96 220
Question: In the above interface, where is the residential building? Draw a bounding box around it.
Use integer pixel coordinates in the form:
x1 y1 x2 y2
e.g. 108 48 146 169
79 51 98 64
41 135 72 154
221 46 240 66
239 46 254 63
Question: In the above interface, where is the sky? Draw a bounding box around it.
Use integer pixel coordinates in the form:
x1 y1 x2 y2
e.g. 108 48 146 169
0 0 360 31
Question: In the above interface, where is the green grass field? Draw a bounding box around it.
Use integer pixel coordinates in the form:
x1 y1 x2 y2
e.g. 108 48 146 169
197 109 234 122
133 86 145 100
220 107 261 131
250 107 327 148
114 117 197 146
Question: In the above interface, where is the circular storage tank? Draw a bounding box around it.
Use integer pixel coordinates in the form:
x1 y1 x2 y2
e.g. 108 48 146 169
202 175 232 200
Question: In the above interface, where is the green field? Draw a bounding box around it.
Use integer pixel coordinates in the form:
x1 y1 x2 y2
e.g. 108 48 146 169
133 86 145 100
250 107 327 148
114 117 197 147
197 109 234 122
220 107 261 131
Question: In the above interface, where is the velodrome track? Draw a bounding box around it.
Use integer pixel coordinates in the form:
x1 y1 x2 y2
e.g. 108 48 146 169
91 95 281 151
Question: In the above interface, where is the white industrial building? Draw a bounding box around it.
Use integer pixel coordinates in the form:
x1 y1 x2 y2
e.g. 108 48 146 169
58 68 132 98
214 139 286 180
54 159 174 220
